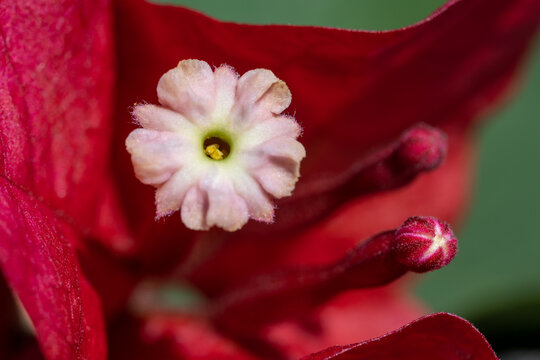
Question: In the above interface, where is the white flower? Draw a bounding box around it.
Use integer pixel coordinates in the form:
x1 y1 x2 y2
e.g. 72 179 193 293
125 59 305 231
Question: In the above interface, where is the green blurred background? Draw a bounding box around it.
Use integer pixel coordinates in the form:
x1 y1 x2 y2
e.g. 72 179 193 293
159 0 540 352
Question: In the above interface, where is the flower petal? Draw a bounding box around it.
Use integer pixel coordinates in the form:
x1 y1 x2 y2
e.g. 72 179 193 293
231 171 274 222
236 69 280 107
240 115 302 149
155 170 198 217
181 185 209 231
213 65 239 118
258 79 292 114
178 170 251 232
242 136 306 198
232 70 292 130
126 129 186 185
157 59 216 124
200 170 249 231
134 104 197 133
301 313 498 360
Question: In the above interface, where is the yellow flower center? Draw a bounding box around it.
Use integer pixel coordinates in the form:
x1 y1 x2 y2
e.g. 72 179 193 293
203 136 231 160
205 143 224 160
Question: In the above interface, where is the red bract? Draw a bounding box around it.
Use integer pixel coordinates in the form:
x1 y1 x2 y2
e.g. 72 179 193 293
0 0 539 359
302 313 498 360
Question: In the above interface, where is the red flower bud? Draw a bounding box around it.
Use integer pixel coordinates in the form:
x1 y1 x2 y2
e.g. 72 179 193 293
394 216 457 273
396 125 448 172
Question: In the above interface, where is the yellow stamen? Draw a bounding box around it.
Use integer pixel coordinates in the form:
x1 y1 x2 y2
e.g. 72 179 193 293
205 144 224 160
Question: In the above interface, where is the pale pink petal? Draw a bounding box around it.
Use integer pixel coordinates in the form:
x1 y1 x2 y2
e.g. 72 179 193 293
155 171 199 218
125 129 184 185
133 104 196 133
232 69 291 128
200 172 249 231
257 79 291 114
240 115 302 149
231 172 274 222
244 138 306 198
181 185 208 230
213 65 238 118
237 69 279 106
258 137 306 164
254 163 299 198
157 59 215 123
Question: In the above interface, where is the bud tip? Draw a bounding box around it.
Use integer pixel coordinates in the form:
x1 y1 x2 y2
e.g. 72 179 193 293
398 125 448 171
393 216 457 273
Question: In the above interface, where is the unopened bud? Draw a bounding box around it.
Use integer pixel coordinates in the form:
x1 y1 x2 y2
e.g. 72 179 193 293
397 125 448 171
393 216 457 273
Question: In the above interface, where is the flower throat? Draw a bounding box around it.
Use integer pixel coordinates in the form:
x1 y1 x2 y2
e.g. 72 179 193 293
203 136 230 160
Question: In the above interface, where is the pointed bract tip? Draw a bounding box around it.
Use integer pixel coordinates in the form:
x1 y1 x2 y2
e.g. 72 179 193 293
393 216 457 273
